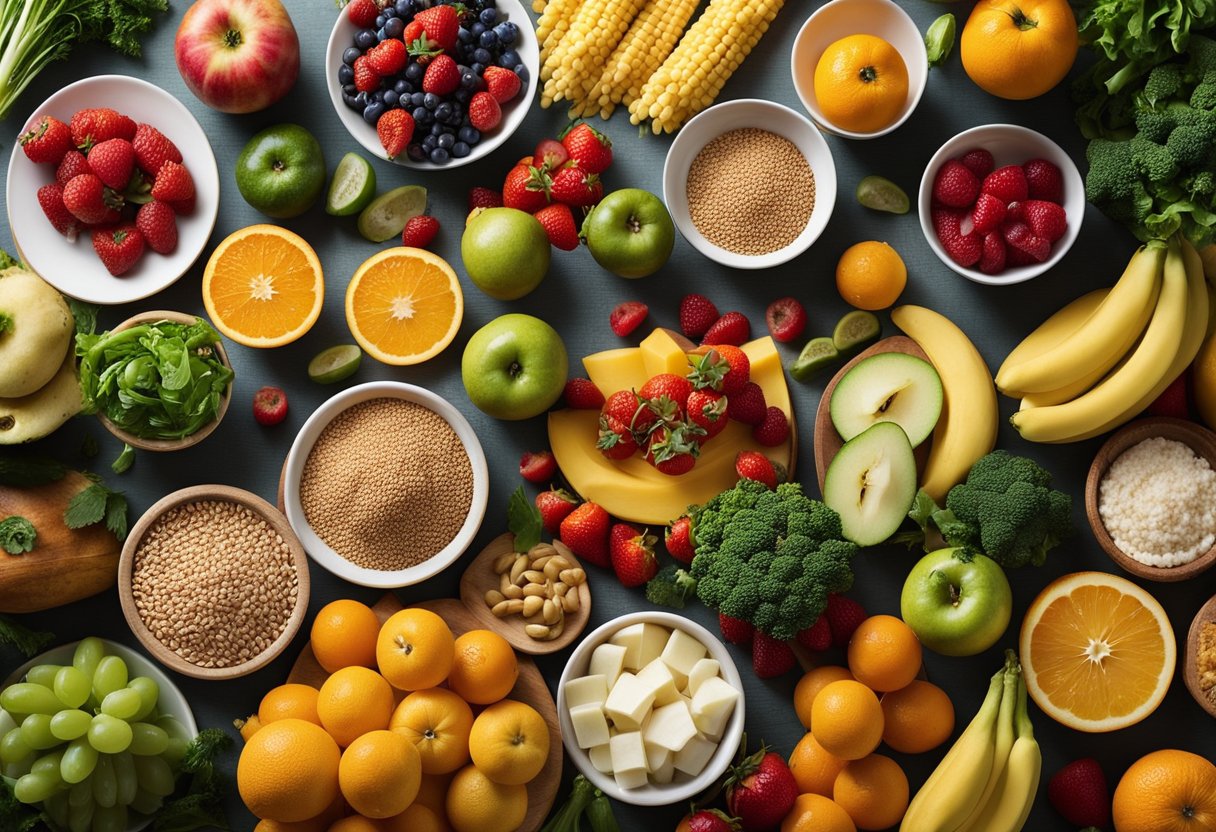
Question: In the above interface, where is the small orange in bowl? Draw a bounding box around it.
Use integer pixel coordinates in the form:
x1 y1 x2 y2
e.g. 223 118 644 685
376 608 456 692
814 34 909 134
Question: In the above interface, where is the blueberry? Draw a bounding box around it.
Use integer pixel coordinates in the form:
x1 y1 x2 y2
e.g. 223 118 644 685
424 92 441 109
431 122 446 136
479 7 497 25
405 62 424 83
460 70 479 89
498 49 520 69
407 143 427 162
435 102 454 121
422 135 438 151
382 6 397 17
514 63 528 81
437 133 456 150
343 82 358 96
343 93 360 110
374 14 385 27
470 21 486 37
493 22 518 45
356 29 377 49
471 62 486 76
411 91 426 106
395 79 410 94
363 102 386 123
355 91 369 107
338 64 355 85
458 125 480 144
479 30 498 48
343 46 362 65
385 17 404 37
447 107 464 126
454 89 473 104
458 27 473 43
430 147 451 164
384 90 399 107
413 106 430 123
372 89 386 102
395 0 413 14
472 47 492 65
452 141 471 158
378 27 389 41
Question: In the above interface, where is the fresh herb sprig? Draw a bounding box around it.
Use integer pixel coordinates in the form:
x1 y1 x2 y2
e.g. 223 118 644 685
64 474 129 541
0 614 54 658
153 729 232 832
0 516 36 554
507 485 543 553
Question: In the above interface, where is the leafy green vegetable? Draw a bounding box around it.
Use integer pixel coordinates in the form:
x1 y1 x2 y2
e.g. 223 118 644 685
507 485 542 553
0 247 18 270
0 455 66 487
0 614 54 658
68 298 98 337
111 443 135 474
154 728 232 831
1077 0 1216 95
925 14 956 68
644 565 697 609
0 516 35 554
64 475 128 541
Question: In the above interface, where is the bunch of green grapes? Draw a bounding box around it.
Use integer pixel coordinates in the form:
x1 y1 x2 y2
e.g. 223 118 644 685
0 638 190 832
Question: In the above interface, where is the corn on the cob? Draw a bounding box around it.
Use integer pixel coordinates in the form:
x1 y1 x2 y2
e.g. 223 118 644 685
536 0 582 67
532 0 547 12
541 0 645 107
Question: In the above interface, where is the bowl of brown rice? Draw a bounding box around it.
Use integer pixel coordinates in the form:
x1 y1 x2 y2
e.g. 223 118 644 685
281 381 490 588
662 99 836 270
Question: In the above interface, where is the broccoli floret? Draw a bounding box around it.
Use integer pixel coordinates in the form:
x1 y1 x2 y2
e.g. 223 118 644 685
1086 139 1138 203
1185 169 1216 197
1135 106 1177 143
1192 71 1216 110
1130 135 1178 180
644 565 697 609
1143 63 1184 106
1188 34 1216 76
1167 123 1216 168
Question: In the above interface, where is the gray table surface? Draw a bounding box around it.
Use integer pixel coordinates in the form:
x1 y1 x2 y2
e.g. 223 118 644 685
3 1 1215 829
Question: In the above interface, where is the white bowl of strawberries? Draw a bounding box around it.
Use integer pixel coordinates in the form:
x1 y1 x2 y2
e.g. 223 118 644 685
917 124 1084 285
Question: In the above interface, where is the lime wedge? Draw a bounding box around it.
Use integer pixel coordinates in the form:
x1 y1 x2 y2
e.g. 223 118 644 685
357 185 427 242
790 337 840 382
308 344 363 384
327 152 377 217
856 176 910 214
832 310 882 353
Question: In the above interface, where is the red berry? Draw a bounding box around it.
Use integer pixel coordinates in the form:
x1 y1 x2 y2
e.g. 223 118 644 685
63 173 121 225
1002 221 1051 262
468 186 503 211
726 381 766 425
1021 199 1068 243
519 450 557 484
563 377 605 409
483 65 522 104
932 207 982 267
535 203 579 251
687 389 728 441
981 165 1029 204
502 163 552 213
1047 758 1111 829
252 386 289 426
422 55 461 95
1148 373 1190 419
354 56 380 93
401 215 440 249
970 192 1007 234
20 115 73 165
536 488 579 536
718 613 754 645
665 516 695 565
69 108 135 150
346 0 379 28
91 223 145 276
735 451 777 489
978 231 1007 275
796 615 832 652
468 91 502 132
825 594 867 647
414 4 459 53
550 164 603 208
932 159 980 208
678 293 720 339
377 109 416 160
532 138 569 171
959 147 995 179
86 138 135 189
131 123 182 177
135 201 178 255
560 122 613 175
752 407 790 446
37 184 80 239
368 38 408 76
55 150 91 186
765 297 807 343
1022 158 1064 203
702 311 750 346
752 632 796 678
150 161 194 203
609 301 648 337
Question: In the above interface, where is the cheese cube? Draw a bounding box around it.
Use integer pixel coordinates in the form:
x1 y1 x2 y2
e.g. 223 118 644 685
589 643 628 689
691 677 740 740
660 628 708 680
603 672 655 732
643 700 699 753
565 675 609 709
569 703 611 749
673 732 717 777
652 753 676 784
611 623 670 672
614 767 650 790
588 743 614 774
644 740 671 774
685 659 721 696
636 659 681 706
609 731 648 777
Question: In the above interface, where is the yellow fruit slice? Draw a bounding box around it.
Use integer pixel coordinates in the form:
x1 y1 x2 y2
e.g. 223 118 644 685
1019 571 1175 732
203 225 324 348
345 247 463 366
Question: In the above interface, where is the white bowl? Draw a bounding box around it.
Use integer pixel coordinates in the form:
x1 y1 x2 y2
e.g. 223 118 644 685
662 99 837 270
283 381 489 588
325 0 539 170
556 611 746 807
790 0 929 140
917 124 1085 285
6 75 220 306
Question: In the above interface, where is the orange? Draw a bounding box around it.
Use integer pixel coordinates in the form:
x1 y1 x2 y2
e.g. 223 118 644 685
833 753 909 831
238 714 264 743
327 818 381 832
810 680 884 761
377 609 455 692
345 247 464 366
788 731 847 797
835 242 907 311
448 630 519 705
414 771 455 815
1019 571 1175 732
847 615 922 692
1112 749 1216 831
880 680 954 754
381 803 451 832
254 793 345 831
259 684 321 728
813 34 909 134
961 0 1078 100
338 730 422 819
311 600 381 674
794 666 854 730
468 699 550 786
203 224 324 348
238 718 341 823
317 667 395 747
781 793 856 832
445 764 528 832
390 688 474 774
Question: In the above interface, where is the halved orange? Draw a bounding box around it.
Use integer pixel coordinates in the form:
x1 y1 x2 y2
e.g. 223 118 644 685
1019 571 1175 733
345 247 463 366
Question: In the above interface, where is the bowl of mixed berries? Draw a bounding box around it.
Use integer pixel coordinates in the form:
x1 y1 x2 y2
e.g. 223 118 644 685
327 0 538 168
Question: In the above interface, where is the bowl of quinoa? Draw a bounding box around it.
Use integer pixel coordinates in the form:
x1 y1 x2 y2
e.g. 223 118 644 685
282 381 490 588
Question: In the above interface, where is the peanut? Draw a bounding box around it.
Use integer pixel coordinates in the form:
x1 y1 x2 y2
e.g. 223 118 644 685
525 624 551 639
549 555 571 571
543 599 561 625
493 552 517 574
491 599 525 617
559 568 586 586
530 554 554 570
503 584 524 600
543 560 562 580
484 589 505 607
561 591 580 613
522 584 548 598
552 581 569 597
522 570 547 585
523 595 544 617
499 573 513 594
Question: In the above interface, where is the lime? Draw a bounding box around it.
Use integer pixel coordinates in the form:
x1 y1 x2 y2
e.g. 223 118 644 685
326 152 377 216
308 344 363 384
856 176 910 214
790 337 840 382
832 310 882 353
357 185 428 242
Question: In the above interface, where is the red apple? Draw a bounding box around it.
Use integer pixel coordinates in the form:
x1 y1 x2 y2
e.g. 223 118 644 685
174 0 300 114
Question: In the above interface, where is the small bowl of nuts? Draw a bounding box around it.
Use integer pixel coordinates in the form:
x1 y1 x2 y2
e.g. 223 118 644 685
459 532 591 655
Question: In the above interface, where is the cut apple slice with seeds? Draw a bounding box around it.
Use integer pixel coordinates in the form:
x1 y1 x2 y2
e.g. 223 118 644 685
823 421 918 547
829 352 943 446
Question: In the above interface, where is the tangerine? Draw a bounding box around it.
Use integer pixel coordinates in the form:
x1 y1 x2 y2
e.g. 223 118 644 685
390 687 474 774
338 730 422 819
317 666 395 747
833 753 909 831
468 699 550 786
847 615 922 692
377 608 455 692
237 718 340 823
880 680 954 754
810 680 884 761
311 600 381 674
835 242 907 311
258 684 321 728
789 731 847 797
445 764 528 832
814 35 909 134
794 666 854 730
780 793 856 832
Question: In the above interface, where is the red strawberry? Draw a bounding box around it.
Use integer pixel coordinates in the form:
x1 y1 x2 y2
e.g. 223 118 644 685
559 501 611 567
550 164 602 207
679 293 719 339
502 164 551 213
1048 758 1111 829
1006 243 1039 267
686 346 743 396
519 450 557 484
354 56 380 92
765 297 806 343
727 748 799 829
69 108 135 150
377 109 416 160
932 159 980 208
932 207 982 267
750 634 796 680
609 301 648 337
971 192 1007 234
63 173 121 225
20 116 73 165
752 407 789 447
151 161 194 203
979 231 1007 275
609 523 658 587
401 214 440 248
135 201 178 254
1148 372 1190 418
735 451 776 489
719 613 754 645
597 413 639 460
252 386 288 426
602 389 655 434
532 138 569 171
959 147 995 179
368 38 407 76
483 65 522 103
87 138 135 189
680 809 741 832
56 150 91 186
560 122 613 175
645 424 701 476
796 615 832 652
688 389 728 440
639 373 693 413
37 184 80 239
665 516 695 565
727 381 767 425
1022 199 1067 243
468 91 502 132
825 594 867 648
131 124 181 177
1023 158 1064 203
981 165 1029 204
422 55 461 95
1002 221 1051 262
91 224 145 276
702 311 751 346
536 488 579 537
535 203 579 251
710 346 750 396
346 0 379 28
468 186 503 211
563 377 605 409
402 20 426 48
414 4 459 53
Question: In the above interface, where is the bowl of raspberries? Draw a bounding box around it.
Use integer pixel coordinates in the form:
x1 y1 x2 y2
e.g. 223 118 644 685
918 124 1085 285
327 0 538 168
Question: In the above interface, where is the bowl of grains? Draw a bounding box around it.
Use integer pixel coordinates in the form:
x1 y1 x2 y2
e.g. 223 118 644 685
282 381 489 588
118 484 310 680
1086 417 1216 582
662 99 836 270
1184 594 1216 718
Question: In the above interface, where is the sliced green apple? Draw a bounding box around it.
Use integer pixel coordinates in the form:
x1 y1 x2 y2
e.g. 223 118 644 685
823 421 918 546
829 352 943 446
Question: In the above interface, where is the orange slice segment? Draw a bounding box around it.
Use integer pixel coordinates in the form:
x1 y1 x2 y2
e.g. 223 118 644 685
202 224 324 348
1019 571 1175 732
345 247 463 366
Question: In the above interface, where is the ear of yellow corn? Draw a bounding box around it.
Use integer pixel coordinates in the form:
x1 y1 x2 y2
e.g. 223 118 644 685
540 0 645 108
536 0 583 67
531 0 547 12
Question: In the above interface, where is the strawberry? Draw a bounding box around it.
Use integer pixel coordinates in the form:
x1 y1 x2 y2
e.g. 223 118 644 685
979 231 1007 275
20 115 73 165
750 634 796 680
981 165 1029 204
91 224 145 276
131 123 181 177
679 810 742 832
519 450 557 484
70 108 135 150
560 122 613 175
252 386 289 426
56 150 91 186
63 174 121 225
971 192 1007 234
645 423 701 476
37 184 80 239
1048 758 1111 829
597 413 639 460
1006 244 1039 267
502 164 551 213
717 615 753 648
602 389 655 434
796 615 832 652
764 297 806 343
403 20 426 47
468 91 502 132
87 138 135 189
931 159 980 208
702 311 751 346
1148 372 1190 418
1022 199 1068 243
422 54 461 95
609 301 648 337
639 373 693 413
688 389 728 440
414 4 459 53
484 65 522 103
346 0 379 28
825 594 867 648
559 501 611 567
711 345 750 396
727 748 799 829
959 147 995 179
735 451 776 489
550 164 602 207
532 138 569 171
609 523 658 587
151 161 194 203
679 294 720 339
563 377 605 409
354 56 380 93
468 186 503 211
535 203 579 250
1023 158 1064 203
401 214 440 248
686 346 749 396
1002 221 1051 262
752 407 790 447
536 488 579 537
727 381 767 425
376 109 416 160
135 201 178 254
665 516 695 565
932 207 982 267
367 38 407 77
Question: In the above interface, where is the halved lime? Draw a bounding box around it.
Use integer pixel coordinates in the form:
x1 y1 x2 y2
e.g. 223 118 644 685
357 185 428 242
308 344 363 384
832 310 882 353
326 152 377 216
856 176 910 214
790 337 840 382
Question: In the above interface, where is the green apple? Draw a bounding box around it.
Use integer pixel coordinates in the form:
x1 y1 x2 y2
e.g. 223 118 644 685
582 188 675 278
900 548 1012 657
235 124 326 218
461 314 568 420
461 208 551 300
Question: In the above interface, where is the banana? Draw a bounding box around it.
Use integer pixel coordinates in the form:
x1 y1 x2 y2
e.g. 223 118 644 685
964 674 1041 832
995 243 1164 394
890 305 997 503
957 659 1020 831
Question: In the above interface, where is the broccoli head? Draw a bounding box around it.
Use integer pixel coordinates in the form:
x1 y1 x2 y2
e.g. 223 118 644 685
1143 63 1184 106
1130 135 1179 180
1192 70 1216 111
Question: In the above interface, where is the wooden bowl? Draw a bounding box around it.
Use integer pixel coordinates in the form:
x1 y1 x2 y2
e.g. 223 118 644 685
1085 417 1216 582
1184 593 1216 718
118 484 310 680
96 310 233 451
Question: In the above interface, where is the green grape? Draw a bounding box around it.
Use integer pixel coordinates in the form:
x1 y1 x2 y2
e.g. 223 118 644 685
133 753 175 797
14 771 58 804
127 678 159 722
99 689 141 721
54 667 92 710
161 735 188 767
92 753 116 809
68 796 94 832
69 778 93 807
32 749 65 783
91 803 127 832
91 657 128 702
2 682 65 715
62 738 99 784
51 709 93 742
21 713 60 750
25 663 62 689
127 723 168 757
4 755 35 779
0 707 17 734
128 788 162 816
112 752 136 806
1 726 32 764
45 789 71 828
72 638 105 681
87 715 132 755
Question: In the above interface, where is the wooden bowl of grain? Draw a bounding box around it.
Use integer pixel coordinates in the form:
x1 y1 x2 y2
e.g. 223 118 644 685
1085 417 1216 582
118 484 310 680
1184 593 1216 718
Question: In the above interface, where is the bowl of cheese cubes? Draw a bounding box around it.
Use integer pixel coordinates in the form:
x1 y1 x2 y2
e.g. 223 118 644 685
556 611 744 806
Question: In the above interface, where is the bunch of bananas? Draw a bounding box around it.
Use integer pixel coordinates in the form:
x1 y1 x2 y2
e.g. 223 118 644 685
901 652 1040 832
997 236 1211 443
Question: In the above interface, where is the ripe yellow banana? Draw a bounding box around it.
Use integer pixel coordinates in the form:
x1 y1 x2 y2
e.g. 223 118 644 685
995 243 1164 395
957 661 1020 830
890 305 997 503
964 677 1040 832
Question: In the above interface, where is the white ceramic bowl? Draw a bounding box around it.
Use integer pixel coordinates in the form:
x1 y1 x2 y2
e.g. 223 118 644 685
556 611 746 807
662 99 837 270
325 0 539 169
283 381 489 588
6 75 220 305
790 0 929 140
917 124 1085 285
